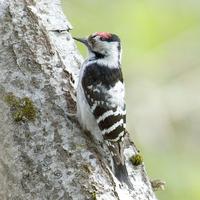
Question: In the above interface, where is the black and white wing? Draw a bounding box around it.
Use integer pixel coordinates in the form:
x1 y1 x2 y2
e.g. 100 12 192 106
82 63 132 188
82 63 126 145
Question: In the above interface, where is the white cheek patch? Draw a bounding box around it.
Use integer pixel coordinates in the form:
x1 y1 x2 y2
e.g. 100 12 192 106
93 42 120 68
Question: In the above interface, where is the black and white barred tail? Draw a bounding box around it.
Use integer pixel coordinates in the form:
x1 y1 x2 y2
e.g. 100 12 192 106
106 139 133 189
114 160 133 189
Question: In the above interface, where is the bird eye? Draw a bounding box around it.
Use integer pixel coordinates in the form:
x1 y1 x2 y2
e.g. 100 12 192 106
99 37 106 41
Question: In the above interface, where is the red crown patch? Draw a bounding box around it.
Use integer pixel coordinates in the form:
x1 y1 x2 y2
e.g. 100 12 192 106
95 32 112 39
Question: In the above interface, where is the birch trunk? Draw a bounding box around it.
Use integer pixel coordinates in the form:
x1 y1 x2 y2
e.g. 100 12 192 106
0 0 158 199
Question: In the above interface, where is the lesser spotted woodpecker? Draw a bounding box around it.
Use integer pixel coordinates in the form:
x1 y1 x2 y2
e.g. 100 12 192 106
74 32 132 189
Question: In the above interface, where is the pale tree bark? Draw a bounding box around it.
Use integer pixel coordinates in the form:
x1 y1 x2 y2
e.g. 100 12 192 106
0 0 158 199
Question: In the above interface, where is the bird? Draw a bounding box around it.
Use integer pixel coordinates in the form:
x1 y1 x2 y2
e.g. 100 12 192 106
74 32 132 189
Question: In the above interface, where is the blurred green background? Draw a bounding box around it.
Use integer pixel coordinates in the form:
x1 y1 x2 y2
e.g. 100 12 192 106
61 0 200 199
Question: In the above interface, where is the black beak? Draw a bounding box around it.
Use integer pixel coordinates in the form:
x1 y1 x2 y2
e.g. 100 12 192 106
73 37 89 47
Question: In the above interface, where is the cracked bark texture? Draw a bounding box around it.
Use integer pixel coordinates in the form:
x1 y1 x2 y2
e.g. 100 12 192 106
0 0 158 199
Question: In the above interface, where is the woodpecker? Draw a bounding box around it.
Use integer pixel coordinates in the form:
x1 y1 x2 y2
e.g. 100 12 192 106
74 32 132 189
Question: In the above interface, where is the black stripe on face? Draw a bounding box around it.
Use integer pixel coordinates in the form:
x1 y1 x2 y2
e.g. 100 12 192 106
98 114 122 131
103 125 124 141
91 51 105 59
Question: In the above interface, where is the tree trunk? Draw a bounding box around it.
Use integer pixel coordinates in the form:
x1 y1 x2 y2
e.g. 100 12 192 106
0 0 158 199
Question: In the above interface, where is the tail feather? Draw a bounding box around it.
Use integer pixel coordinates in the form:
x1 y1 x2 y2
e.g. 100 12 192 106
114 160 133 189
106 141 133 189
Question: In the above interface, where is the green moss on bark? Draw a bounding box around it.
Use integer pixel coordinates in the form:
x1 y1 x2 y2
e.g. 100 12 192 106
130 154 143 166
4 93 37 122
91 192 97 200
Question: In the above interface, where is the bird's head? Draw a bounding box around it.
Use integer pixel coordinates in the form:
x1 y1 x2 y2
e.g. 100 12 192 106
74 32 121 63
